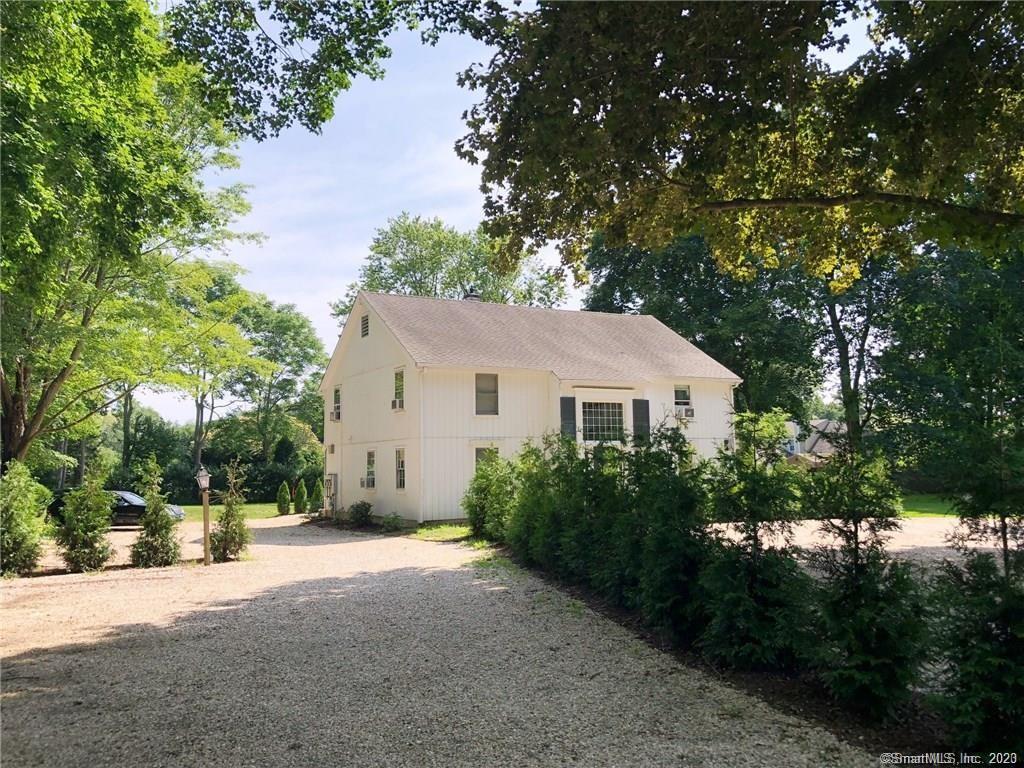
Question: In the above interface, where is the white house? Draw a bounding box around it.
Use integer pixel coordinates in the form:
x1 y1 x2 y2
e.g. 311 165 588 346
319 291 741 522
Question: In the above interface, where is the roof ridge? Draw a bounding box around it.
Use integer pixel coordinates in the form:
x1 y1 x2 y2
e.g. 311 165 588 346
359 290 649 318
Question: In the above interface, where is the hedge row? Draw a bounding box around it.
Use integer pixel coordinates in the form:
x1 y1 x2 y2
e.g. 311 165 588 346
464 419 1023 750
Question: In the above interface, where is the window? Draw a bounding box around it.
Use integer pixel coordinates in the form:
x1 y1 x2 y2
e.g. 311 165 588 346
395 448 406 490
475 373 498 415
393 369 404 410
674 385 691 407
581 402 624 442
328 444 335 455
475 447 499 466
360 314 369 337
332 386 341 420
364 450 376 489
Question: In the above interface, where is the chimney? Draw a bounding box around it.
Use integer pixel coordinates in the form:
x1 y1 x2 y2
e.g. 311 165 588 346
462 286 482 302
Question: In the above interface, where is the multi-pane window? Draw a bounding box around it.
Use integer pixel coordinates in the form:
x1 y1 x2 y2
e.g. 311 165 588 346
475 447 499 466
360 314 369 337
475 373 498 415
395 448 406 490
365 450 376 489
581 402 624 442
332 386 341 420
393 369 404 409
328 444 335 454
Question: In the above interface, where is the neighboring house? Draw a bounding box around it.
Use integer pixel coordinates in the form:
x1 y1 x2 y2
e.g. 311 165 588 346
320 291 741 522
784 419 844 466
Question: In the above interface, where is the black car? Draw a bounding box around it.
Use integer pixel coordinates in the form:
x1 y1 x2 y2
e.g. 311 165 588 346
48 490 185 526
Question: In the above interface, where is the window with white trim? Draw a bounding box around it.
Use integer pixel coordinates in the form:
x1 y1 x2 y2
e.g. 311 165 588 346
360 314 369 337
395 448 406 490
332 386 341 420
364 450 376 489
674 385 694 419
393 369 404 410
581 402 624 442
475 373 498 415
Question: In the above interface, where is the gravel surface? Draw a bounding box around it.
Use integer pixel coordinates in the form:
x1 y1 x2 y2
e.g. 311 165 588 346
2 516 892 767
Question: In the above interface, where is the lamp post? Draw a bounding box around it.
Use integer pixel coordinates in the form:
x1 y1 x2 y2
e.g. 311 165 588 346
196 465 211 566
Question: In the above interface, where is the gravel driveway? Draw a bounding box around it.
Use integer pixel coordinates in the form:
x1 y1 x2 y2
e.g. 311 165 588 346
1 516 884 767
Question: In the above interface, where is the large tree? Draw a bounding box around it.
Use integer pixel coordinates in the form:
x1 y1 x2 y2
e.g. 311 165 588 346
585 236 823 419
330 213 565 322
169 2 1024 279
232 300 325 462
1 1 245 468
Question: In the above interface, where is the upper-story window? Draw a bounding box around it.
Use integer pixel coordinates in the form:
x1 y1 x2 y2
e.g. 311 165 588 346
332 386 341 421
475 373 498 415
360 314 369 337
393 369 405 410
674 385 694 419
581 401 624 442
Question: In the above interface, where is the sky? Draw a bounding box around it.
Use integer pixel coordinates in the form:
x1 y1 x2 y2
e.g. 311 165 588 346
139 15 872 424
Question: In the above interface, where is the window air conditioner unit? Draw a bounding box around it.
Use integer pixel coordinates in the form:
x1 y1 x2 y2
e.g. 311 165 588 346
678 406 695 419
391 399 404 410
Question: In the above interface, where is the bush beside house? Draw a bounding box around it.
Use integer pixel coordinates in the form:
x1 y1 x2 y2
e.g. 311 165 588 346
0 461 51 576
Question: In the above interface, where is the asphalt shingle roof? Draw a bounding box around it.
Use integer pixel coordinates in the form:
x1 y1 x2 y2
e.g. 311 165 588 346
361 292 741 382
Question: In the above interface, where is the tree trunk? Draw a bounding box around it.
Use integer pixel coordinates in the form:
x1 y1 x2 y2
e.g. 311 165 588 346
192 395 206 471
121 388 135 469
824 297 863 448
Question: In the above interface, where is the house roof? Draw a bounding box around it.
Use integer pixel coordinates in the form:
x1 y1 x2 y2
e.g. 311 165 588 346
360 292 741 382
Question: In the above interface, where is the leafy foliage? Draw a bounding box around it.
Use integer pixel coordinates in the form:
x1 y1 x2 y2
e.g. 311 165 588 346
462 453 517 541
934 553 1024 752
347 500 373 527
276 481 291 516
0 461 51 575
586 236 824 418
380 513 404 533
130 456 182 568
55 471 114 572
330 212 565 321
210 462 252 562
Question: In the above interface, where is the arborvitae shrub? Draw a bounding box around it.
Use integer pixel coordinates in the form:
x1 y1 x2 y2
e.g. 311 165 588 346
276 480 291 515
293 479 308 515
804 447 924 719
348 500 373 527
462 452 518 541
211 463 252 562
935 552 1024 752
309 479 324 517
0 461 51 576
380 513 404 532
130 455 182 568
699 410 812 671
56 473 114 572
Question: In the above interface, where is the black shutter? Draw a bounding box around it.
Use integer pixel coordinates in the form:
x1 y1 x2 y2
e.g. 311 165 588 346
632 399 651 442
560 396 576 438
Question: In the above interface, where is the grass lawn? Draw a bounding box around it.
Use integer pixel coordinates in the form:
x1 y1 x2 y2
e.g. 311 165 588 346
408 523 490 549
901 493 956 518
181 502 282 523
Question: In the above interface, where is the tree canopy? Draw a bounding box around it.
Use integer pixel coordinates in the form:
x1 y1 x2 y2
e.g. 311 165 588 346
168 1 1024 282
330 212 565 321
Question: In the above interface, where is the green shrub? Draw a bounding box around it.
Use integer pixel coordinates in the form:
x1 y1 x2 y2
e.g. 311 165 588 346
699 545 815 671
0 461 52 576
634 430 714 644
130 455 182 568
276 480 291 515
309 479 324 516
804 446 923 719
55 475 114 572
348 500 373 527
462 452 517 541
934 552 1024 751
699 411 811 670
293 479 308 515
211 462 252 562
380 513 404 532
